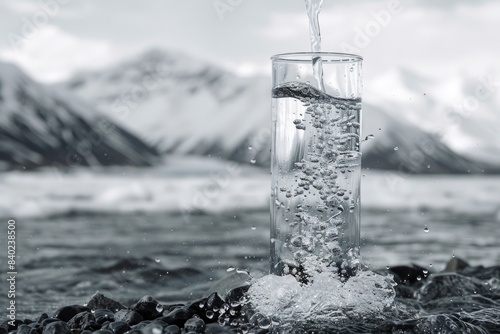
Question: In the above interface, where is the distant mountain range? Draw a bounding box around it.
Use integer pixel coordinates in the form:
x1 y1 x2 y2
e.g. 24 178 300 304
1 49 498 173
0 62 160 170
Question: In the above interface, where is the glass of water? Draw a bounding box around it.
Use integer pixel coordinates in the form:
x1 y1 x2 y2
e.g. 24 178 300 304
270 52 363 279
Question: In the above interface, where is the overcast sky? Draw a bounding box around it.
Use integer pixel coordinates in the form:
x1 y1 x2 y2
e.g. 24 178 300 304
0 0 498 84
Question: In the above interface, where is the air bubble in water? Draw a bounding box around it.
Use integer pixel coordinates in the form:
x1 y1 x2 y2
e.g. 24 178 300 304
206 310 214 319
427 164 431 169
251 226 257 231
248 145 253 150
365 134 374 141
424 227 429 233
155 258 161 263
250 159 256 164
227 266 235 272
393 147 399 151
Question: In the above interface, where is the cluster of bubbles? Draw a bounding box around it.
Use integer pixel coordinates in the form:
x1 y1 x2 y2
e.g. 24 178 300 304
273 82 362 278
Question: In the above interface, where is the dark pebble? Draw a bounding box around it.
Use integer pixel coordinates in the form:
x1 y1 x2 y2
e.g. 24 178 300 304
0 327 6 334
113 310 143 326
40 318 60 327
16 324 35 334
388 265 430 286
184 317 206 334
54 305 91 322
205 323 234 334
94 309 115 324
225 285 250 305
130 320 151 330
163 324 180 334
156 308 192 328
205 292 224 312
86 292 126 312
139 322 164 334
67 311 97 331
1 319 23 331
37 313 49 323
129 296 162 320
104 321 130 334
43 321 71 334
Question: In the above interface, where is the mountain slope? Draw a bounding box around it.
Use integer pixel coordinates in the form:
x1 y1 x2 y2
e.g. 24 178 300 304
61 49 498 174
0 62 160 170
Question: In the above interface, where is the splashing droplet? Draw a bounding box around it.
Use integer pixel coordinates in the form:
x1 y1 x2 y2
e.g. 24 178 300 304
155 304 164 313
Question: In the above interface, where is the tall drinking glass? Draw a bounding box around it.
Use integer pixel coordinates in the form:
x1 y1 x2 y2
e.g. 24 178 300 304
270 53 363 278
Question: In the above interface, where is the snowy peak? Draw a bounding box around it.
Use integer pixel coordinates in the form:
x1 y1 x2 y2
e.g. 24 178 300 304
61 49 499 174
0 61 161 170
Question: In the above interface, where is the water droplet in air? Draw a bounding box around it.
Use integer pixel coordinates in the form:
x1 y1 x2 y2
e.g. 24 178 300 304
155 257 160 263
424 227 429 233
227 266 235 272
155 304 164 313
293 119 302 125
251 226 257 231
394 147 399 151
250 159 256 164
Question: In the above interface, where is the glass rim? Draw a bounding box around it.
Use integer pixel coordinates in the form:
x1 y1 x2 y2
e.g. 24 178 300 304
271 52 362 63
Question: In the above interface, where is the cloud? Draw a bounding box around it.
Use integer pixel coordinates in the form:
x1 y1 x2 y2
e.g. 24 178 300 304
0 25 114 82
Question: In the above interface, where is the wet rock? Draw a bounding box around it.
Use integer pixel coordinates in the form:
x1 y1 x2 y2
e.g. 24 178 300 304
67 311 97 330
87 292 126 312
129 296 162 320
226 285 250 305
124 330 142 334
54 305 91 322
16 324 35 334
388 265 430 286
157 308 193 327
104 320 130 334
94 309 115 324
37 313 49 323
114 309 143 326
205 323 234 334
42 321 71 334
140 322 164 334
444 257 470 272
40 318 60 327
163 324 181 334
205 292 224 313
1 319 23 331
184 317 206 334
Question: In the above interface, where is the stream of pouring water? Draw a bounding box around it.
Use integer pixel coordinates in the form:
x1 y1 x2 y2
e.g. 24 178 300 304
305 0 325 91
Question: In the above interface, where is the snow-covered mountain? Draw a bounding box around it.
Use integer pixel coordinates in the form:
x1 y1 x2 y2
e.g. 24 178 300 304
61 49 499 174
0 62 160 170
